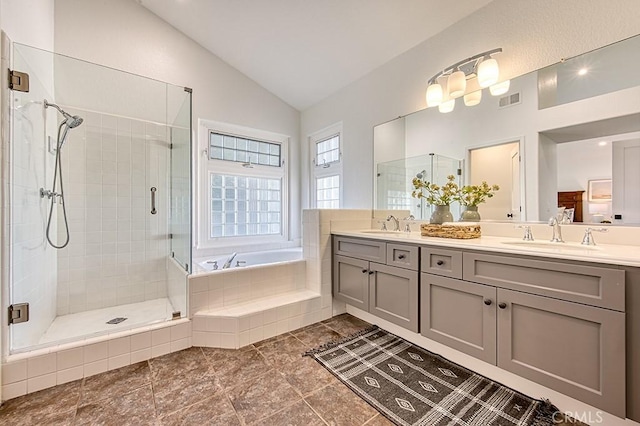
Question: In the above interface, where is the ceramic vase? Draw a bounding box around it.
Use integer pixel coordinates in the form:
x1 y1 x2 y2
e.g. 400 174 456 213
460 205 481 222
430 205 454 224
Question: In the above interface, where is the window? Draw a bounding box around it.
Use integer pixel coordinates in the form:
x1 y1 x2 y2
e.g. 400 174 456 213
310 123 342 208
198 120 288 248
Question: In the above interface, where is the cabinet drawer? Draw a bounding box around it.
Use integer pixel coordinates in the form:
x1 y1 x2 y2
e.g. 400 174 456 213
387 244 419 270
333 236 386 263
421 247 462 279
463 252 625 311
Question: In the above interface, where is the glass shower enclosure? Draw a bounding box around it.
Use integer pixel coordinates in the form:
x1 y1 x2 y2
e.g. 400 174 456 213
376 153 462 220
6 43 191 353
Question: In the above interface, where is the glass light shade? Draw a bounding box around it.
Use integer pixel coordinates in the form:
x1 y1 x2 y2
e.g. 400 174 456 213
477 57 499 88
489 80 510 96
448 70 466 98
438 98 455 113
426 83 443 107
463 90 482 106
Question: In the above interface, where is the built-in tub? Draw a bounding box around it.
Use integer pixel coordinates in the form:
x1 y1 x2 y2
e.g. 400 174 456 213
189 247 307 316
194 247 303 272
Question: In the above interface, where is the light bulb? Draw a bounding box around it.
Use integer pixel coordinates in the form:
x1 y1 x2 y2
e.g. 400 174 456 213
478 57 499 88
489 80 510 96
438 99 455 113
463 90 482 106
448 70 466 98
426 83 443 107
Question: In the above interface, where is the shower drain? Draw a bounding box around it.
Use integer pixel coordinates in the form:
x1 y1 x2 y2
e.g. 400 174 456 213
106 317 127 325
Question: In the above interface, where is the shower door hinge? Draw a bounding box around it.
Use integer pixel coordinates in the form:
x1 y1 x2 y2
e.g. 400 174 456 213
169 233 173 239
169 143 173 150
8 303 29 325
172 311 181 320
8 69 30 92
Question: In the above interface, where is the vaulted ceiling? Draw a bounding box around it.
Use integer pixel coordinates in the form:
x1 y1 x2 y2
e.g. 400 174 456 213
140 0 493 110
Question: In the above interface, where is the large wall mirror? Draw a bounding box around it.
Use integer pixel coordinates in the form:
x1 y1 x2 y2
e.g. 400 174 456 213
374 34 640 225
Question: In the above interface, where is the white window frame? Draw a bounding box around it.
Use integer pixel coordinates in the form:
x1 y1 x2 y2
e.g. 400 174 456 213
309 122 343 208
197 119 289 249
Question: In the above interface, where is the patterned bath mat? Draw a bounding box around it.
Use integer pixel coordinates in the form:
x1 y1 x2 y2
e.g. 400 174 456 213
304 326 558 426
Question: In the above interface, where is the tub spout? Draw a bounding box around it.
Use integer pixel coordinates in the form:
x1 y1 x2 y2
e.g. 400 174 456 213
222 252 237 269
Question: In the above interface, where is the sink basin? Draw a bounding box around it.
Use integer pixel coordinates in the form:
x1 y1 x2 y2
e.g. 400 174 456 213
501 241 600 251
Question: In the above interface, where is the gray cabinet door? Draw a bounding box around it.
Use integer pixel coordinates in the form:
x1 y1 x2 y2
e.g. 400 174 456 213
497 288 626 417
421 247 463 279
334 236 386 263
369 263 419 332
421 274 497 364
387 243 419 271
333 255 370 310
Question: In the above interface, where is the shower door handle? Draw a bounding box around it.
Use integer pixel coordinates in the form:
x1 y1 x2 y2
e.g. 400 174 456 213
150 187 157 214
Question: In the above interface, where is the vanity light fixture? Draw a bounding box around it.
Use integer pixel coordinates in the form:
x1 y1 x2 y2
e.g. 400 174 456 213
438 98 456 113
425 48 508 112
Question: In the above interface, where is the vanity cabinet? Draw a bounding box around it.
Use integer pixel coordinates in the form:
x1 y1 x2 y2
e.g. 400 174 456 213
333 236 419 332
420 249 626 417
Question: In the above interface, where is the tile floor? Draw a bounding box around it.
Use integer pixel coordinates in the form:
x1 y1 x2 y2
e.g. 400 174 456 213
0 314 584 425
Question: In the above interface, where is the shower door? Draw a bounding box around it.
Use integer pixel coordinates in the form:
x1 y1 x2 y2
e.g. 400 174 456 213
6 43 191 353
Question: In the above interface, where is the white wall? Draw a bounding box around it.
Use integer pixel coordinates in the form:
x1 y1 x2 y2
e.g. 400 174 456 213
53 0 302 245
0 0 54 51
301 0 640 210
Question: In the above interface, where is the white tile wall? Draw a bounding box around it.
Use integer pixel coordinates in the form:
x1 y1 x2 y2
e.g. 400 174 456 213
56 111 170 316
1 319 191 401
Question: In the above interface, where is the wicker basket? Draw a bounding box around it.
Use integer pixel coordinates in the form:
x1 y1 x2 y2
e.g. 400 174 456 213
420 223 481 239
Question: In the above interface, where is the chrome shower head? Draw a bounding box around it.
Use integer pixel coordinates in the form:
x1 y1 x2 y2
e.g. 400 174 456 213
44 99 83 129
67 115 83 128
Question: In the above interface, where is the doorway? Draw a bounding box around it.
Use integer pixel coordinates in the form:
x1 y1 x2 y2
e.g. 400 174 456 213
467 140 522 221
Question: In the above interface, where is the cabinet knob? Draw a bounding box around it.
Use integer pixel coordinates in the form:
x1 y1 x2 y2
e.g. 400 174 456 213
368 270 374 275
436 260 444 266
398 254 406 259
484 299 492 306
361 269 368 273
498 302 507 309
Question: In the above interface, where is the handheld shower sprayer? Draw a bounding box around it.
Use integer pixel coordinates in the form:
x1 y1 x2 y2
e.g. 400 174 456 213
41 100 84 249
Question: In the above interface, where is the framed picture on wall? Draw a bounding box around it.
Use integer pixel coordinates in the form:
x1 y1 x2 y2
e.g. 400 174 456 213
588 179 612 201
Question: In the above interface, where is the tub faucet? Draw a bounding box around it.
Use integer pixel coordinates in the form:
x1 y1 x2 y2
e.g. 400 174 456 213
386 215 400 231
222 252 237 269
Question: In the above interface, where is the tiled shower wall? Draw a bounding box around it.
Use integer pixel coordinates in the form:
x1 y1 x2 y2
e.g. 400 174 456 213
56 110 170 315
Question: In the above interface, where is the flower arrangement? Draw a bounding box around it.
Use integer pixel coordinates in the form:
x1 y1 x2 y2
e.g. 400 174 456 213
456 181 500 206
412 175 499 207
411 174 460 206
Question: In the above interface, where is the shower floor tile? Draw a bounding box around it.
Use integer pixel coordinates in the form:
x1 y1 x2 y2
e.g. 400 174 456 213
0 315 586 426
39 298 174 345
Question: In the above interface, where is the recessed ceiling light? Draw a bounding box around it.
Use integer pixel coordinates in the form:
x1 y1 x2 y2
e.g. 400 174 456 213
578 68 588 76
598 141 608 146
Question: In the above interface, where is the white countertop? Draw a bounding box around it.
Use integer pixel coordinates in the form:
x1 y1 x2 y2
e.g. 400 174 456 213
332 230 640 268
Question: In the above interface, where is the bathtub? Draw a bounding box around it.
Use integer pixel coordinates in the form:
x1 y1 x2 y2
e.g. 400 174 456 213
194 247 303 272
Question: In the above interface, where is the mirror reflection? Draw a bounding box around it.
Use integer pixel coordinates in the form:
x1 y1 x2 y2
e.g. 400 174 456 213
374 34 640 225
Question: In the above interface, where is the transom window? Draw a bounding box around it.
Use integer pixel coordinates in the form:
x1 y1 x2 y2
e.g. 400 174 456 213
315 135 340 167
209 132 281 167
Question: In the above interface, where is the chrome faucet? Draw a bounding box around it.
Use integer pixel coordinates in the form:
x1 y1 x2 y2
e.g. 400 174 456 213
222 252 238 269
548 215 565 243
516 225 534 241
581 227 608 246
386 215 400 231
403 215 415 233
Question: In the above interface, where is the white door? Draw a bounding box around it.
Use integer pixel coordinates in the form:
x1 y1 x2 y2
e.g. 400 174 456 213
612 139 640 224
468 141 521 221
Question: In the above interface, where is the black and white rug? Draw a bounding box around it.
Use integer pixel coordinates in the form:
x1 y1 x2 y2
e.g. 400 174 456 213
305 326 557 426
